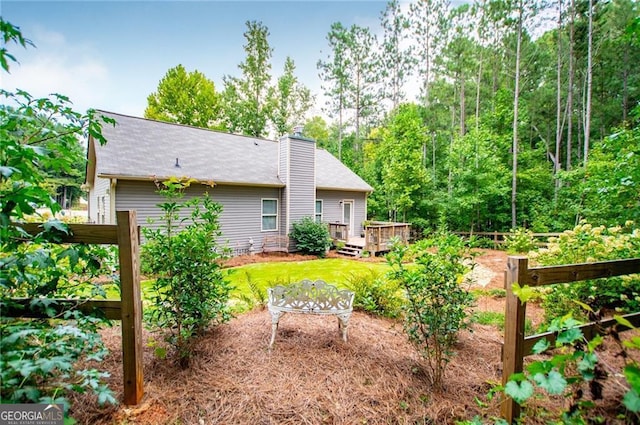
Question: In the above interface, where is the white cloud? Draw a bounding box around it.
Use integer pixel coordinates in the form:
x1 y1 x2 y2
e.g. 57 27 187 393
3 26 111 113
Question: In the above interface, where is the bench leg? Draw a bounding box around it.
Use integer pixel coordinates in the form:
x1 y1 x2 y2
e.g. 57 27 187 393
269 310 284 348
337 313 352 342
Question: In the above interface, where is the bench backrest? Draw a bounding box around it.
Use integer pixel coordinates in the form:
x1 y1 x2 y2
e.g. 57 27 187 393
268 279 354 312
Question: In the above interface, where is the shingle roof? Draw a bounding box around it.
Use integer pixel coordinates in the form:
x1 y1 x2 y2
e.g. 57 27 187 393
90 111 373 192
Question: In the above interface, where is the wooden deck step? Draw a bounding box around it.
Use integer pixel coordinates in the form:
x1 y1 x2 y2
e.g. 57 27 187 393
337 243 363 258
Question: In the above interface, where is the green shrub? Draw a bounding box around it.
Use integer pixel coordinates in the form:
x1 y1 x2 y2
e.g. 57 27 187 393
290 216 332 257
467 235 495 249
0 21 118 412
387 234 475 389
504 227 537 253
344 270 404 318
501 313 640 423
142 177 232 368
530 221 640 322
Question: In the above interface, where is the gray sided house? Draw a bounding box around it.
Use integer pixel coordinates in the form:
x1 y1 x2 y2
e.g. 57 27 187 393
85 111 373 255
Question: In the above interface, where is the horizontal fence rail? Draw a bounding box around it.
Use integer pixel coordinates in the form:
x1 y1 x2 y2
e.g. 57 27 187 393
454 231 561 248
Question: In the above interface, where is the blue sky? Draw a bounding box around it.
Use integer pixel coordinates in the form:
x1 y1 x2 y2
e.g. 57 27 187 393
2 1 466 120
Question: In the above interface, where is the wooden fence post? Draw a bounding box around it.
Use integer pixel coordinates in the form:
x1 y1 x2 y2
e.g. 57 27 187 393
116 210 144 405
502 256 529 423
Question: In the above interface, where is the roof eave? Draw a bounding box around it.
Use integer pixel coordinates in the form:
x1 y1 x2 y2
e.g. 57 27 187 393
316 185 373 193
97 173 286 188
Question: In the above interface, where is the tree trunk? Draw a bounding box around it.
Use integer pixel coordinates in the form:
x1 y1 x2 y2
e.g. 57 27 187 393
566 0 575 171
475 51 483 133
583 0 593 164
554 0 563 201
512 0 523 230
460 73 466 136
622 48 629 122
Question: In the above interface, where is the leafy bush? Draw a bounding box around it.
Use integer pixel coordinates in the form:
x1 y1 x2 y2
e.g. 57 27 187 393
1 241 118 407
466 235 495 249
0 19 118 411
290 216 332 257
142 177 232 367
502 313 640 423
344 270 404 318
530 221 640 322
504 227 537 253
387 234 475 389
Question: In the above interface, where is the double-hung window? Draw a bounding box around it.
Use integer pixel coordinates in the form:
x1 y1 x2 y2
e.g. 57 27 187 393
261 199 278 231
315 200 323 223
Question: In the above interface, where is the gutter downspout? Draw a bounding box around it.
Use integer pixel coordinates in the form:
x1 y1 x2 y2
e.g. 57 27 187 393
110 178 117 224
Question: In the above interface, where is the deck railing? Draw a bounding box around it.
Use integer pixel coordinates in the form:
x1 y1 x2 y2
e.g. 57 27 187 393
364 221 411 254
328 222 349 241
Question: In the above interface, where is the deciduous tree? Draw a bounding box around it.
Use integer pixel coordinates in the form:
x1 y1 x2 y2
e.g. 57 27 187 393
145 64 223 129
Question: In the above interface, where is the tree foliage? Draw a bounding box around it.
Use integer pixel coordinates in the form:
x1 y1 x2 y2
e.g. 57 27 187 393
315 0 640 233
1 18 118 410
272 57 313 137
222 20 274 138
145 64 223 130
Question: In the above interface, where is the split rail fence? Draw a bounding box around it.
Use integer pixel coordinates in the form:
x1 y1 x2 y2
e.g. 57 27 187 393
454 231 561 248
502 256 640 423
3 210 144 405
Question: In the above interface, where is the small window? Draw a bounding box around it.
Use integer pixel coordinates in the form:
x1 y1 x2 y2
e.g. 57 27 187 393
315 200 323 223
262 199 278 231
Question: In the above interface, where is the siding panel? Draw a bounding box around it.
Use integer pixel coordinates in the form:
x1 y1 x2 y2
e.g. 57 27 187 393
89 177 111 224
286 138 316 232
115 181 281 255
317 190 368 236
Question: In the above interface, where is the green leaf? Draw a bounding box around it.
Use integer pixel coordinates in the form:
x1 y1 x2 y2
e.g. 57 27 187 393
533 371 567 395
578 352 598 378
96 385 116 405
624 365 640 393
587 335 604 352
623 389 640 413
573 299 594 313
623 336 640 350
154 346 167 359
527 360 552 375
505 379 534 404
532 338 550 354
511 283 536 303
43 220 70 236
556 328 583 346
614 315 636 330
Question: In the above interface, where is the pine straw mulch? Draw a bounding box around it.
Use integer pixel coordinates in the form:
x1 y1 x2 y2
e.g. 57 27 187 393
71 311 505 424
68 250 638 424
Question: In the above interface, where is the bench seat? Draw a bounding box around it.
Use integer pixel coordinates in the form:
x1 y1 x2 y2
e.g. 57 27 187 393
267 279 354 347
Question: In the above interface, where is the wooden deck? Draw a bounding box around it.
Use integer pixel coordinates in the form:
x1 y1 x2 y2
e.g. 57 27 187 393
346 237 365 247
328 222 410 256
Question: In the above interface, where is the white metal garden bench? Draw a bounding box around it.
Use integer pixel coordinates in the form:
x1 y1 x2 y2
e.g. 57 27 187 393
267 279 355 348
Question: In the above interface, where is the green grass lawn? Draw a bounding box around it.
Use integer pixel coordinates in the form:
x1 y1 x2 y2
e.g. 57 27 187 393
105 258 389 305
226 258 390 297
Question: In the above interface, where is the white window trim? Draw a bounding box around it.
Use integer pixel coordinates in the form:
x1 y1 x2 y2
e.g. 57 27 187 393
261 198 279 232
315 199 323 223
